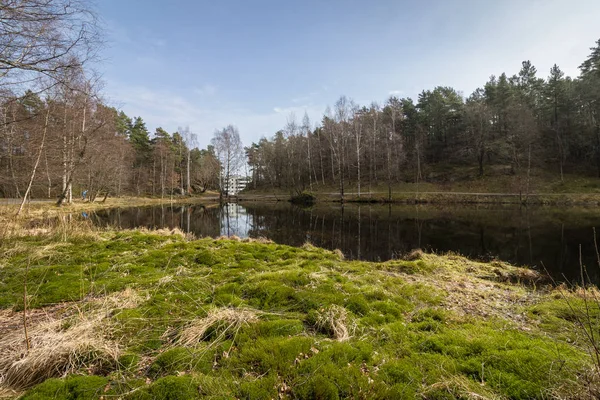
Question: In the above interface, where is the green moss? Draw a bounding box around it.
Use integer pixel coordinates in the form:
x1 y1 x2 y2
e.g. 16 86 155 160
133 376 200 400
118 353 140 370
298 375 340 399
346 294 370 315
23 376 110 400
238 374 278 399
0 231 593 400
149 348 194 377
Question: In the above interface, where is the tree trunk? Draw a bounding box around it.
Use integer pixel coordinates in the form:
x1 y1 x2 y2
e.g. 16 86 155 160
44 149 52 198
17 108 51 215
57 97 89 207
186 148 191 194
339 155 344 203
596 123 600 178
319 140 325 185
356 125 361 199
525 144 532 204
478 147 484 177
307 132 313 191
62 103 68 202
152 158 156 196
387 132 392 202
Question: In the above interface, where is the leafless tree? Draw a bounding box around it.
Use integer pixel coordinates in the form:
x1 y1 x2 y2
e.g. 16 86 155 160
0 0 102 96
179 126 197 194
16 102 50 214
301 112 314 191
352 104 364 198
211 125 243 199
55 70 106 205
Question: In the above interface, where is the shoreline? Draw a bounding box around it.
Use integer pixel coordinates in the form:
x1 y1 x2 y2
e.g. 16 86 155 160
4 187 600 214
237 191 600 206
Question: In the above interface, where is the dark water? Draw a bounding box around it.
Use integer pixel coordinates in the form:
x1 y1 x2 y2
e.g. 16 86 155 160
89 202 600 284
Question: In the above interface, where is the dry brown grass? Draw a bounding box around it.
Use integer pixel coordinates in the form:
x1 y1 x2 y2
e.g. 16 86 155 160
421 375 504 400
215 236 273 244
133 227 195 241
0 289 142 392
385 253 543 328
0 212 103 241
176 307 261 348
315 305 353 341
101 287 144 310
0 387 18 399
0 309 118 391
0 196 216 219
404 248 425 261
0 196 215 241
242 237 274 244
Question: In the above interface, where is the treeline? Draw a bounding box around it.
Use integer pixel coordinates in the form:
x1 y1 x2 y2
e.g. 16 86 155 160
120 116 220 197
247 40 600 199
0 92 221 200
0 0 221 203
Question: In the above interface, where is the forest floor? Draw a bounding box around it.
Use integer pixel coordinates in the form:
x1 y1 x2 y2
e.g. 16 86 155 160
0 215 599 399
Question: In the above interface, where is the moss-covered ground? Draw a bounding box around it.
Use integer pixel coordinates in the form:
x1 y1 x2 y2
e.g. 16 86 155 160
0 228 598 399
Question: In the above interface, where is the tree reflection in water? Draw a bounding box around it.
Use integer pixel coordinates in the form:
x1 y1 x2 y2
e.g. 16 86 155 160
92 202 600 284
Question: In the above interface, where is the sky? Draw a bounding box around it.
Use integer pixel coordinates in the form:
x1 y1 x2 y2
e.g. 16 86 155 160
96 0 600 149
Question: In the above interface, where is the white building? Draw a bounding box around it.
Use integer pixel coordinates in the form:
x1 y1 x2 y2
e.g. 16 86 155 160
223 175 251 195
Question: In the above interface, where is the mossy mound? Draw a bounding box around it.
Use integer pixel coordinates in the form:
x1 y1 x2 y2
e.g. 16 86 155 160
0 230 597 399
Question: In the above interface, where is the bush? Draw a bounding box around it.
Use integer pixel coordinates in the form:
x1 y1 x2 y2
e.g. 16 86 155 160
290 192 316 205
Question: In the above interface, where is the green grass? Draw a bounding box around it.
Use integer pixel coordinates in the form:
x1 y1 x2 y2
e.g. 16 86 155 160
0 230 598 399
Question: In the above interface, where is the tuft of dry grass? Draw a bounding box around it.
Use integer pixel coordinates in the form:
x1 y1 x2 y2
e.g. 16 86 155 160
0 289 141 392
302 242 317 251
0 310 119 391
102 287 144 310
0 387 18 399
135 227 195 240
420 375 504 400
316 305 353 341
242 237 273 244
405 248 425 261
158 275 174 286
215 236 273 244
176 307 260 348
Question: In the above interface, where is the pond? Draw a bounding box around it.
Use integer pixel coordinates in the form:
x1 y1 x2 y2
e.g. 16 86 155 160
89 202 600 284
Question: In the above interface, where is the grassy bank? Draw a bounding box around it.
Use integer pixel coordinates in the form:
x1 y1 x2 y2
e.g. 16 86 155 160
241 169 600 205
0 195 219 237
240 191 600 206
0 226 599 399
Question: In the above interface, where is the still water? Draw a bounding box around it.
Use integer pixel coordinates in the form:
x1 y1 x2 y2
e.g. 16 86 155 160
90 202 600 284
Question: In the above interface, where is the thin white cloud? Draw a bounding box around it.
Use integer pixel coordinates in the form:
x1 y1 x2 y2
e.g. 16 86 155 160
291 96 310 104
193 84 217 96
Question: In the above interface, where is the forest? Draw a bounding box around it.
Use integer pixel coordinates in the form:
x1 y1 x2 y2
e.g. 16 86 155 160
0 86 223 201
0 0 223 203
247 44 600 200
2 0 600 203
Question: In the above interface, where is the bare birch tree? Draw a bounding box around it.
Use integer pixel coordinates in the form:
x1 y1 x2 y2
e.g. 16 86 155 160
1 0 101 95
211 125 243 199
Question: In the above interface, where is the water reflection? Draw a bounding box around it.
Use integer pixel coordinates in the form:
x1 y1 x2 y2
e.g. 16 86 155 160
91 202 600 284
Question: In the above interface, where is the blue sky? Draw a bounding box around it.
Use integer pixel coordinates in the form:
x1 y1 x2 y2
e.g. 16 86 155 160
96 0 600 149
